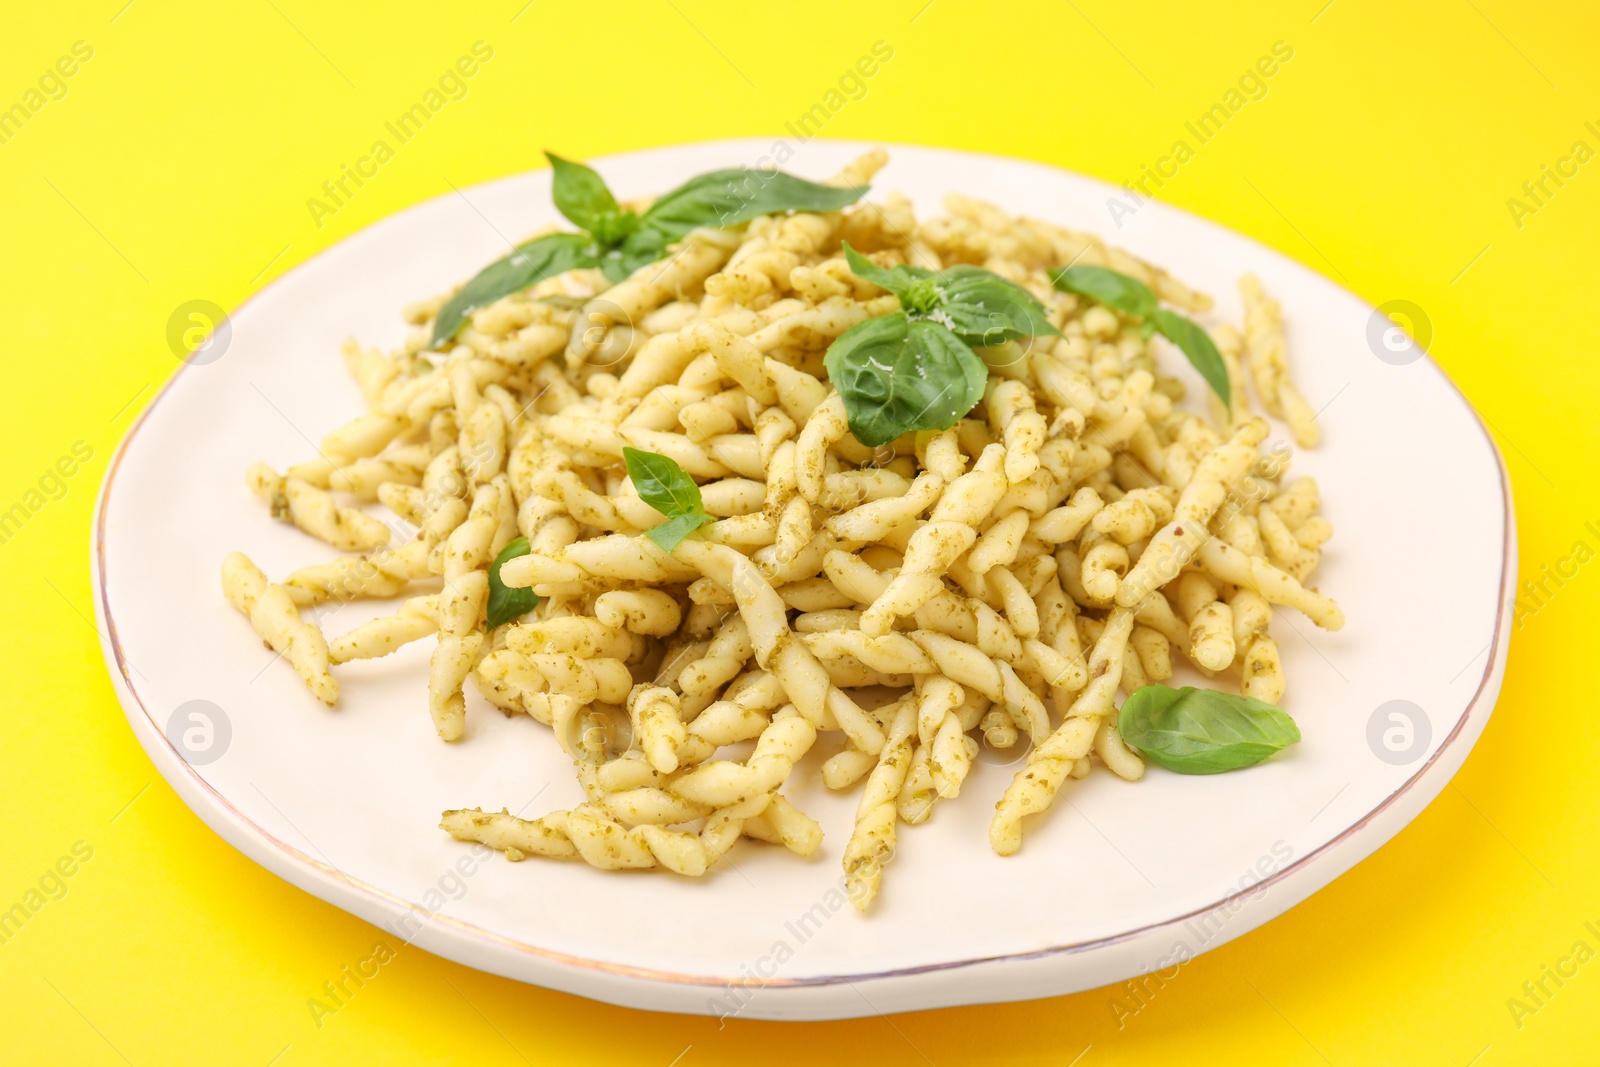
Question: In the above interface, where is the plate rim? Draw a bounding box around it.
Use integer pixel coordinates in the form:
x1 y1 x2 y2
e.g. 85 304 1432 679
92 135 1516 1002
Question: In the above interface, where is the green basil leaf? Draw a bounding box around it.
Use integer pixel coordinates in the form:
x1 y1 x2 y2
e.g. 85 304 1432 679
589 209 642 249
598 250 633 284
547 152 640 257
623 446 705 516
644 511 714 553
841 246 1055 348
622 446 715 551
1118 684 1300 774
823 313 988 447
937 267 1061 347
547 152 619 233
642 169 867 238
1150 308 1231 414
431 232 600 348
842 242 931 299
1049 264 1159 321
486 536 539 631
600 226 672 283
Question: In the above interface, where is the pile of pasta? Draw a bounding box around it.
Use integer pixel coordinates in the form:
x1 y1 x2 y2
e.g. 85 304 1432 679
222 149 1343 911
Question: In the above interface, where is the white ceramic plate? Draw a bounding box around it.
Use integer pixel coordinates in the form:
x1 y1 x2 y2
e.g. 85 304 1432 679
94 139 1513 1020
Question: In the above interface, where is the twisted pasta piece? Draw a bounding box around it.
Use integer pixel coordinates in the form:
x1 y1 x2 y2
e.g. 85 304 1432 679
823 471 944 543
915 675 983 800
1197 537 1344 630
246 464 390 552
689 319 779 405
986 379 1047 484
221 552 337 705
1209 323 1254 428
472 648 574 722
1129 624 1173 682
1091 486 1175 545
329 595 439 664
283 539 430 606
629 684 687 775
969 511 1030 575
594 589 682 636
428 571 486 741
677 615 752 696
1241 275 1319 448
741 795 824 856
990 606 1135 856
1095 719 1144 781
459 398 508 484
794 393 850 504
441 796 758 877
1241 633 1285 704
843 699 917 911
1177 571 1234 671
508 615 638 661
441 477 506 580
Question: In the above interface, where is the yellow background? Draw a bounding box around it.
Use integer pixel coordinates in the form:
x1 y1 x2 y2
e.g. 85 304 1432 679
2 0 1596 1063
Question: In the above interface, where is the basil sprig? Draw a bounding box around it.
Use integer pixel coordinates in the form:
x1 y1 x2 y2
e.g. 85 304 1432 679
485 536 539 631
1050 265 1231 412
623 447 716 552
1118 684 1300 774
546 153 635 245
824 244 1060 447
430 154 869 347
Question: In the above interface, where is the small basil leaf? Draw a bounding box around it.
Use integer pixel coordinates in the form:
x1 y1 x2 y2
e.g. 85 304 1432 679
623 447 705 516
1049 264 1159 321
486 536 539 630
644 511 715 553
431 233 600 348
547 152 620 234
1118 684 1300 774
1150 308 1231 414
642 169 867 238
937 267 1061 346
842 242 931 299
622 447 715 551
823 313 988 447
840 248 1056 347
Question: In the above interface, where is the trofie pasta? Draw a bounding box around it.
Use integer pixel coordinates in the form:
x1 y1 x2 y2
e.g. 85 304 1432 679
222 149 1341 912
